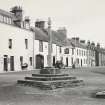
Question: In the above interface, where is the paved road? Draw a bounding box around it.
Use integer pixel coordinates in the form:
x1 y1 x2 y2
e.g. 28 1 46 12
0 67 105 105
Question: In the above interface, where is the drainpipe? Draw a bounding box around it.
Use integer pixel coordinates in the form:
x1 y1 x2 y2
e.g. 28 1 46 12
33 31 35 69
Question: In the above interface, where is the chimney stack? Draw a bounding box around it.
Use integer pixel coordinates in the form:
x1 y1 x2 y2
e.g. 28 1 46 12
75 37 79 42
11 6 23 27
80 40 85 44
35 20 45 29
23 16 30 29
87 40 90 45
97 43 100 48
91 42 95 47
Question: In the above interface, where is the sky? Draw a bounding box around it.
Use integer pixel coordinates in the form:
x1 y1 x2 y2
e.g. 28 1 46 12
0 0 105 47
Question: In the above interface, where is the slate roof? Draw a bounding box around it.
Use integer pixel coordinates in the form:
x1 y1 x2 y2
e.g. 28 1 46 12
34 27 48 42
95 47 105 53
33 27 67 46
0 9 14 18
67 38 87 49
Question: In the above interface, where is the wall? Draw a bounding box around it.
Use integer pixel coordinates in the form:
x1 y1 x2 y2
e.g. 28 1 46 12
0 22 33 72
74 47 87 67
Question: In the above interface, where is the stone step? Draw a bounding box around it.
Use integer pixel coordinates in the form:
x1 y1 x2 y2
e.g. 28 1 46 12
17 79 84 90
25 76 76 81
32 73 69 77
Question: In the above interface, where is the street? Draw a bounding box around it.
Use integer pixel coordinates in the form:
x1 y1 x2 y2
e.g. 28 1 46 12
0 67 105 105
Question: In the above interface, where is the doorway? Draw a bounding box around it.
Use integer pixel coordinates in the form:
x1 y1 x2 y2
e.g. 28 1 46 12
4 55 8 71
10 56 14 71
53 56 55 66
81 59 82 67
66 57 68 67
36 54 44 69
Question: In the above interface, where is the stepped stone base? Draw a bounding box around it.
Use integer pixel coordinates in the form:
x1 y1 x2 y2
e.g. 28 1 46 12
17 68 84 90
18 79 84 90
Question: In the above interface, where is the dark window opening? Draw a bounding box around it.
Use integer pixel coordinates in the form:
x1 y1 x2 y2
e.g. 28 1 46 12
39 40 43 52
29 57 32 66
25 39 28 49
59 46 62 53
77 58 79 64
9 39 12 49
72 48 74 55
71 57 73 65
64 48 69 54
20 56 23 65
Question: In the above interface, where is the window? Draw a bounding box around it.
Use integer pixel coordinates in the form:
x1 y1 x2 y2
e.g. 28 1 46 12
8 39 12 49
29 57 32 66
39 40 43 52
84 51 85 56
6 17 8 23
79 49 81 56
64 48 69 54
20 56 23 67
72 48 74 55
77 49 78 55
82 50 83 56
77 58 79 64
71 57 73 65
3 16 7 23
0 15 3 22
8 18 12 24
25 39 28 49
59 46 62 53
84 59 85 64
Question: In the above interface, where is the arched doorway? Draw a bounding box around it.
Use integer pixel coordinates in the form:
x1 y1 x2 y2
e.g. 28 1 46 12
36 54 44 69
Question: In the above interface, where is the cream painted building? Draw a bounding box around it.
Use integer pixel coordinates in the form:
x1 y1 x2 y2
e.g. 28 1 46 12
64 38 88 68
0 6 34 72
33 22 67 68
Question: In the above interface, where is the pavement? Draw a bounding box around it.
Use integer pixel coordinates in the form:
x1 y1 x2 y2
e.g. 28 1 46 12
0 67 105 105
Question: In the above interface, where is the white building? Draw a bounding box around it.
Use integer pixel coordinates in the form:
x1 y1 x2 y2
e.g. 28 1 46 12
33 21 67 68
1 6 104 72
65 38 87 68
62 40 73 67
0 6 34 72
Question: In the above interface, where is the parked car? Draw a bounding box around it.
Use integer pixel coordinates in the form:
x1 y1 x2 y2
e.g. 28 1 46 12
95 91 105 98
55 60 63 69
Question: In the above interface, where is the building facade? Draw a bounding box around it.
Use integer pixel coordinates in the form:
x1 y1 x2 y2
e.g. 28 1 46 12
33 21 67 68
0 6 105 73
87 41 96 67
0 6 34 72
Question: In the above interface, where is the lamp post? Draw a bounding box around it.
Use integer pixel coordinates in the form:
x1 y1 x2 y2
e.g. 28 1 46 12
47 17 52 67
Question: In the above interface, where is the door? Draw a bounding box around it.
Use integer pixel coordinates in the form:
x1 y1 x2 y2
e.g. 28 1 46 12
10 56 14 71
53 56 55 66
20 56 23 69
81 59 82 67
4 55 8 71
66 57 68 67
36 54 44 69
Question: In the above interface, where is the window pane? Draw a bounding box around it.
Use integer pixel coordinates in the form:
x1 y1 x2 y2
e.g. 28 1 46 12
8 39 12 49
25 39 28 49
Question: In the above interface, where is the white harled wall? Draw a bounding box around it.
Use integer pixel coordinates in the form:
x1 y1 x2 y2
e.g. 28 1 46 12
0 22 34 72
